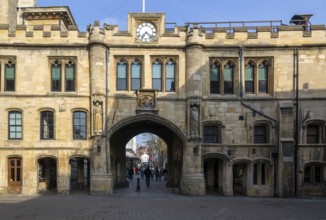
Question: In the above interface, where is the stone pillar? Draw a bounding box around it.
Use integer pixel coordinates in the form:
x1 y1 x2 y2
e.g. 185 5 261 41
89 21 113 195
57 157 70 195
279 101 295 197
180 26 206 196
224 161 233 196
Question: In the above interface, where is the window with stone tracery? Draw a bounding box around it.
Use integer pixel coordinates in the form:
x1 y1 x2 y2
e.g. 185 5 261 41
151 57 176 92
210 58 236 95
0 58 16 92
50 57 76 92
116 57 143 91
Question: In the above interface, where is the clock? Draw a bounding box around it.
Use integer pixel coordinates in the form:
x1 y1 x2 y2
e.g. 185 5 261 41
136 22 157 42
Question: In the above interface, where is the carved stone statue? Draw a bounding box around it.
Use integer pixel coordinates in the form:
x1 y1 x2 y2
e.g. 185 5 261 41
190 105 199 136
93 101 103 135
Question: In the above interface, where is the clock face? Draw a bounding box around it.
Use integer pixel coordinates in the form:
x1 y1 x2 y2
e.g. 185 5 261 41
136 22 157 42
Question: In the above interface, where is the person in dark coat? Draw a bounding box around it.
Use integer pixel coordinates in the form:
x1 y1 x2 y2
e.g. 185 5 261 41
144 166 151 187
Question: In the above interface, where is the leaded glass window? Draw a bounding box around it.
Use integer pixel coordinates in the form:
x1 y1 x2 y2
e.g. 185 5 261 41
166 60 175 92
65 60 75 92
245 63 254 93
210 64 220 94
307 125 319 143
203 126 220 143
51 61 61 91
40 111 54 140
5 61 15 91
73 111 86 140
152 60 162 91
254 125 267 143
258 63 268 93
224 64 233 94
117 60 127 91
131 60 141 91
8 111 22 139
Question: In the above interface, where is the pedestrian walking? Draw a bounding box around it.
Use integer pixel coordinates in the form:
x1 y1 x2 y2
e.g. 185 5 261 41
144 166 151 187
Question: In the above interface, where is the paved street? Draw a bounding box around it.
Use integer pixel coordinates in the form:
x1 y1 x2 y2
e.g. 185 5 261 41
0 174 325 220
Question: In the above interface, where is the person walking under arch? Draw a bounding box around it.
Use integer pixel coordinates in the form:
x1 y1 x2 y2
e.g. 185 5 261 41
144 166 151 187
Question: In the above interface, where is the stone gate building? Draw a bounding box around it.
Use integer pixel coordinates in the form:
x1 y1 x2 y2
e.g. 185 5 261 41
0 0 325 197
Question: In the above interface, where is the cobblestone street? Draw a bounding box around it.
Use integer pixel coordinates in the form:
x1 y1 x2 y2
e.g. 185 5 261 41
0 175 325 220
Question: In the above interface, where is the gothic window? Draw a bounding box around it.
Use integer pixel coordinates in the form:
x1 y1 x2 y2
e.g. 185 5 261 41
203 125 221 143
50 58 76 92
152 59 162 91
116 57 143 91
51 60 62 91
65 60 76 92
40 111 54 140
305 121 326 144
210 59 236 95
254 124 268 143
117 59 127 91
73 111 87 140
244 58 272 95
210 62 220 94
5 60 15 91
151 57 176 92
245 61 255 93
8 111 22 139
131 59 141 91
165 59 175 92
304 164 324 184
253 162 267 185
224 62 234 94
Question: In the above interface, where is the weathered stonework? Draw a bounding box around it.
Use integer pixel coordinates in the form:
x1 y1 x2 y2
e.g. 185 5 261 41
0 0 325 197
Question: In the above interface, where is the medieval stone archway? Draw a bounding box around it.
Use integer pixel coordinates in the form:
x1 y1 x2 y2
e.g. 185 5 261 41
107 114 186 191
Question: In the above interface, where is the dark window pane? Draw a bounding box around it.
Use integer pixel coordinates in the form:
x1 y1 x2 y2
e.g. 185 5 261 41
131 61 141 91
254 125 267 143
117 79 127 91
253 164 258 185
315 167 321 183
5 63 15 91
131 79 141 91
307 125 319 143
245 65 254 93
65 64 75 91
152 79 162 91
261 164 266 185
166 61 175 92
203 126 220 143
258 65 268 93
166 79 175 92
304 167 311 183
210 66 220 94
41 111 54 139
17 168 21 181
73 112 86 140
51 63 61 91
224 65 233 94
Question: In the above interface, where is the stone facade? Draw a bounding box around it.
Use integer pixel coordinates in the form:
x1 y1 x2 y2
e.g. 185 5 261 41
0 0 325 197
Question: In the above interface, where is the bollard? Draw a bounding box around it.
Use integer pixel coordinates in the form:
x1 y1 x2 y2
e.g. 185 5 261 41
136 177 140 192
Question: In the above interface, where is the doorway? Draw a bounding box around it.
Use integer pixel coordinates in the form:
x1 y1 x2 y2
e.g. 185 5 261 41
233 164 247 196
8 157 22 194
38 157 57 193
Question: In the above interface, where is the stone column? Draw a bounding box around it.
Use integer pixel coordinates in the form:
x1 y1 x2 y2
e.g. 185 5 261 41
180 25 206 196
57 156 70 195
89 22 112 194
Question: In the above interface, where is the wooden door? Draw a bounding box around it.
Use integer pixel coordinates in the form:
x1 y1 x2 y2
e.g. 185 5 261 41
8 158 22 193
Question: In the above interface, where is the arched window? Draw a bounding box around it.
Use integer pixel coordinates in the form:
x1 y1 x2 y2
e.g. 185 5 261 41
258 62 268 93
165 59 175 92
131 59 141 91
304 163 324 184
245 61 255 93
203 124 221 143
304 121 326 144
5 60 15 91
40 111 54 140
254 124 268 143
210 62 220 94
73 111 87 140
51 60 61 91
223 62 234 94
8 111 22 139
65 59 75 92
253 162 268 185
152 59 162 91
117 59 127 91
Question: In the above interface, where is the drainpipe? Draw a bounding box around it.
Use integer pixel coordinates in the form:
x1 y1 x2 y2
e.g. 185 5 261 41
238 48 279 197
294 48 299 197
105 48 110 174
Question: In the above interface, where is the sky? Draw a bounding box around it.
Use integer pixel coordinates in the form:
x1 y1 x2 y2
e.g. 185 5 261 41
38 0 326 31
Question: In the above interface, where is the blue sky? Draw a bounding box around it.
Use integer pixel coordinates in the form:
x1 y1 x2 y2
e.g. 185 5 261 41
38 0 326 31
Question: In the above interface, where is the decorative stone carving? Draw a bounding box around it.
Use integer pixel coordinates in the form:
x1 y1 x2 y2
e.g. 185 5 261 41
136 89 158 114
188 97 201 141
92 93 104 135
